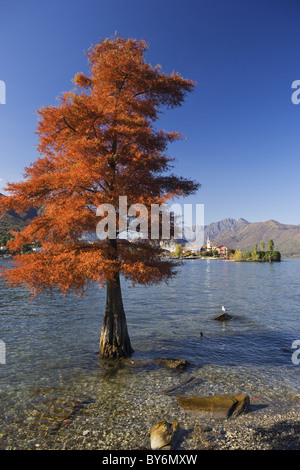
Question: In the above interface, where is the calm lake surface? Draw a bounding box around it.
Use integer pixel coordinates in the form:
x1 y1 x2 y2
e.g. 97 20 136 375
0 257 299 449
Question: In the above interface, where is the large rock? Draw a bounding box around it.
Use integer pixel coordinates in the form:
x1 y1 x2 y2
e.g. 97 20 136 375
177 393 250 418
154 358 189 370
150 420 179 450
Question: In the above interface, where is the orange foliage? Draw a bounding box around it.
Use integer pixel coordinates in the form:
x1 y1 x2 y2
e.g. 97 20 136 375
0 37 199 296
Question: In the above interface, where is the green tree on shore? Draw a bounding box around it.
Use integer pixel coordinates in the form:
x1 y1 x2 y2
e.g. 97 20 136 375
174 244 184 258
252 244 259 261
233 243 281 262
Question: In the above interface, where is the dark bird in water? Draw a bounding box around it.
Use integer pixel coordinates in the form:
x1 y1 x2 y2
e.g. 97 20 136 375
200 331 203 338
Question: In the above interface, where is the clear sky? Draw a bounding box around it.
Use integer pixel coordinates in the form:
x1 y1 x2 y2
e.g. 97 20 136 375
1 0 300 225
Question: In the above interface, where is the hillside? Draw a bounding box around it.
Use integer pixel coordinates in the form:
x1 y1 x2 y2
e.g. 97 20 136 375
0 192 39 238
209 219 300 258
204 217 250 240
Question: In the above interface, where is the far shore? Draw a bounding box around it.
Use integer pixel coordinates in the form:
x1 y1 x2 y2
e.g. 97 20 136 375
1 254 299 262
168 256 289 262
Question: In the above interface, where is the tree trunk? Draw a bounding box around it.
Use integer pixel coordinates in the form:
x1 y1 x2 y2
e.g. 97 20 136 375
99 274 134 358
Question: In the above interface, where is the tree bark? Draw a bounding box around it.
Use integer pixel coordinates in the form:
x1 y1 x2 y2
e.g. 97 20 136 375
99 274 134 358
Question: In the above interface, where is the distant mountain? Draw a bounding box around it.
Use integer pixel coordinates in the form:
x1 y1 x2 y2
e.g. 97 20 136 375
183 218 249 248
204 218 300 258
1 191 300 257
0 192 39 237
204 217 250 240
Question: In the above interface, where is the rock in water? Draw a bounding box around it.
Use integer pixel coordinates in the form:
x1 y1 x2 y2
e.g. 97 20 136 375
150 420 179 450
154 358 189 370
177 393 250 418
214 312 232 321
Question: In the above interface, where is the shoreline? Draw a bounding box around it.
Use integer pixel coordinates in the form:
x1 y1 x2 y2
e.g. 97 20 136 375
189 408 300 450
168 256 283 262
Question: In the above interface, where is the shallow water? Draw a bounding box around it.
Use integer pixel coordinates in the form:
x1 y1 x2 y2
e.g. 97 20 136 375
0 258 299 449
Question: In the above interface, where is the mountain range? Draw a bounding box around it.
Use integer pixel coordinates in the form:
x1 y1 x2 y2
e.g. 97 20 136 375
1 192 300 257
203 217 300 258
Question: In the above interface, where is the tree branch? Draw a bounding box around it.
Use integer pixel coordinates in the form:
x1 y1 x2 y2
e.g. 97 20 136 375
63 117 77 133
134 88 151 97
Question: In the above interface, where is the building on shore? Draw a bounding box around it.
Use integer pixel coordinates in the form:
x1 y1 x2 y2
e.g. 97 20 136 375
205 236 228 257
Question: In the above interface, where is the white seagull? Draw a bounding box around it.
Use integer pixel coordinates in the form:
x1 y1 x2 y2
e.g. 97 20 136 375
222 306 226 313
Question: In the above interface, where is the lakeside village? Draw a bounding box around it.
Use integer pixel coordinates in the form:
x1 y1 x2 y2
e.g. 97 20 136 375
165 236 281 262
0 233 281 262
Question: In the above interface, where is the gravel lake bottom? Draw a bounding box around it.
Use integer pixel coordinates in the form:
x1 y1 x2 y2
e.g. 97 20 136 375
0 358 299 450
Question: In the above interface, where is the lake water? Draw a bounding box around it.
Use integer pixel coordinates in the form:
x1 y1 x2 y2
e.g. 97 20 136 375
0 257 299 449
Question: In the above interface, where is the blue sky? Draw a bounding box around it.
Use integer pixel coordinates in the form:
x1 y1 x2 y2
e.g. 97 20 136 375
1 0 300 225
